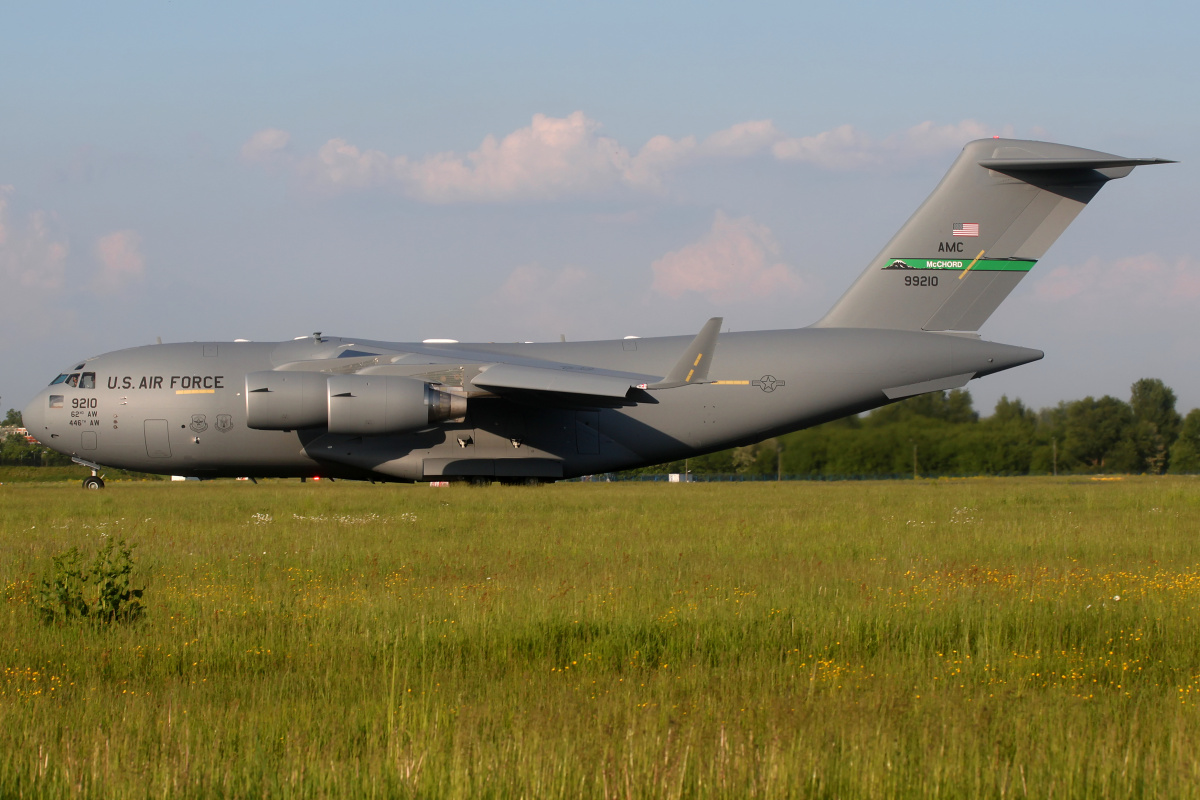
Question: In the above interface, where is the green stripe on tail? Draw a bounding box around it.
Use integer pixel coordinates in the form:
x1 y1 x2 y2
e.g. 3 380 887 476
882 258 1036 273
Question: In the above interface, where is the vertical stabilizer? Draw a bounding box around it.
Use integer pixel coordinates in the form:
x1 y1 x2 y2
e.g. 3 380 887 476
813 139 1171 331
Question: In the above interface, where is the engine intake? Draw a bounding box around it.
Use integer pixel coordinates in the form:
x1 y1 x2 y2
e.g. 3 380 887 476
327 374 466 435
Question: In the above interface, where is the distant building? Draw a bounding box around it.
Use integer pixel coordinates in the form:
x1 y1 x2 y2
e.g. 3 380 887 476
0 426 36 443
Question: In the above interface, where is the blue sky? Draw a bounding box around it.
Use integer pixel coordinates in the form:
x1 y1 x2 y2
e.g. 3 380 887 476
1 1 1195 417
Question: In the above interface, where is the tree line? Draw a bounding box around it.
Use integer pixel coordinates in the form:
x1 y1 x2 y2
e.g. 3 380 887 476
630 377 1200 478
0 408 73 466
5 377 1200 476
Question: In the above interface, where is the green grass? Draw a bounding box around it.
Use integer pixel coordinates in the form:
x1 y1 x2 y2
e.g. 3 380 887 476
0 465 97 483
0 466 166 484
3 477 1200 798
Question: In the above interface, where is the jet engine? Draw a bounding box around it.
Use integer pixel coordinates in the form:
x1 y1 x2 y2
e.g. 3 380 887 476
326 374 466 435
245 371 329 430
246 370 466 434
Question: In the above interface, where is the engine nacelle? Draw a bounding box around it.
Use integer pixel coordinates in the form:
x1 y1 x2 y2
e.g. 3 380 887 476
326 374 466 436
245 371 329 430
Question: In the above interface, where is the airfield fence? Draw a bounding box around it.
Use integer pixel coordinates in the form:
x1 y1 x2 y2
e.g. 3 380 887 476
589 472 917 482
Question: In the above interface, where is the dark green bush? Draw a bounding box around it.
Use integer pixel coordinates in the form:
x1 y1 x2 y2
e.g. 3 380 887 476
35 538 144 625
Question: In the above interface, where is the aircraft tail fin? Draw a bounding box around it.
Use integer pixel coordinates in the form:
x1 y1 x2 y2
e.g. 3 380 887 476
812 139 1172 332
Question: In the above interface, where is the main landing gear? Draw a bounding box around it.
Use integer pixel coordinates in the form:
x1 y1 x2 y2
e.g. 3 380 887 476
72 457 106 490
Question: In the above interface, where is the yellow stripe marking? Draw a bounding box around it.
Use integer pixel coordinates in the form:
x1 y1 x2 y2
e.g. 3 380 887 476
712 380 750 385
685 369 695 382
693 353 703 367
175 389 215 395
958 249 986 280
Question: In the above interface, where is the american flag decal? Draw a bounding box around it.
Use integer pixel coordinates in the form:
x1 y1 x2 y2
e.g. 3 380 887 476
952 222 980 237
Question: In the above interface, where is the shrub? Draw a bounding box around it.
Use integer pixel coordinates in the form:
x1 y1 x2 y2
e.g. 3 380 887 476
34 538 145 625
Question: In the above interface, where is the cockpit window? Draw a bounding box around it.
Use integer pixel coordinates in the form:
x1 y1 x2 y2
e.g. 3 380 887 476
66 374 80 387
49 374 69 385
80 372 95 389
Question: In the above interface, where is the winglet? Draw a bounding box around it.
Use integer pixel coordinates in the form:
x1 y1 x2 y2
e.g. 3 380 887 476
649 317 723 389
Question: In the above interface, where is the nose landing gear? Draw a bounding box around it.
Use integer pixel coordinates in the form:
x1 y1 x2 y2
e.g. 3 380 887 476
72 457 106 490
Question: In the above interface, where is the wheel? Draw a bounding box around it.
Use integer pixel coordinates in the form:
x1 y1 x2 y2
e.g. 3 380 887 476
82 476 104 490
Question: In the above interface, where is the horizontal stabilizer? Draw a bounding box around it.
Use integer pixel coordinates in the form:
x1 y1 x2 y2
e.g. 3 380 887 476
978 156 1175 171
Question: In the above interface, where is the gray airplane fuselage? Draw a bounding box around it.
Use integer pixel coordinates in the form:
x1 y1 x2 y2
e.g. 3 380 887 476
22 137 1170 485
22 329 1040 481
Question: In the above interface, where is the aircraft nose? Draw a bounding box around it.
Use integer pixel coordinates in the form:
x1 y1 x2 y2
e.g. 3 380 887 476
22 393 44 438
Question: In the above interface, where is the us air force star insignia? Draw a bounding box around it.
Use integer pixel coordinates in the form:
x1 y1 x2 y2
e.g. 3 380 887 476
190 414 208 433
752 375 785 393
215 414 233 433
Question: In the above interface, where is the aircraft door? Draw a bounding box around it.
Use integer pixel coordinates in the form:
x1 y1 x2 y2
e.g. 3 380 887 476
144 419 172 458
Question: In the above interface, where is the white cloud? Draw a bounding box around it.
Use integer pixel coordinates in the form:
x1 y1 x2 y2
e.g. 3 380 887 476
621 120 786 185
288 112 641 200
772 119 1012 169
894 120 1006 158
0 186 75 347
771 124 876 168
0 186 68 291
240 128 292 162
405 112 637 202
484 263 606 336
302 138 398 189
1033 254 1200 309
244 114 1012 201
498 263 593 301
700 119 784 158
93 230 145 292
651 211 804 303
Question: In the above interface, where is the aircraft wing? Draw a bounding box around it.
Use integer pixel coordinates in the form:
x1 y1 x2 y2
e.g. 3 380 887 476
469 362 651 399
266 319 723 404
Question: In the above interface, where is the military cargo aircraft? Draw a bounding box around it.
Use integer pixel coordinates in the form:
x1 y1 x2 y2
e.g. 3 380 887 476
23 138 1171 488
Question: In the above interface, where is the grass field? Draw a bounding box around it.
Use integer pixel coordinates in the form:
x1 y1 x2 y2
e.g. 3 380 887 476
0 466 164 484
3 477 1200 798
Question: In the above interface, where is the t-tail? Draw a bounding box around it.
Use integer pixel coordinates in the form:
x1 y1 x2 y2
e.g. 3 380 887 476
813 138 1173 332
